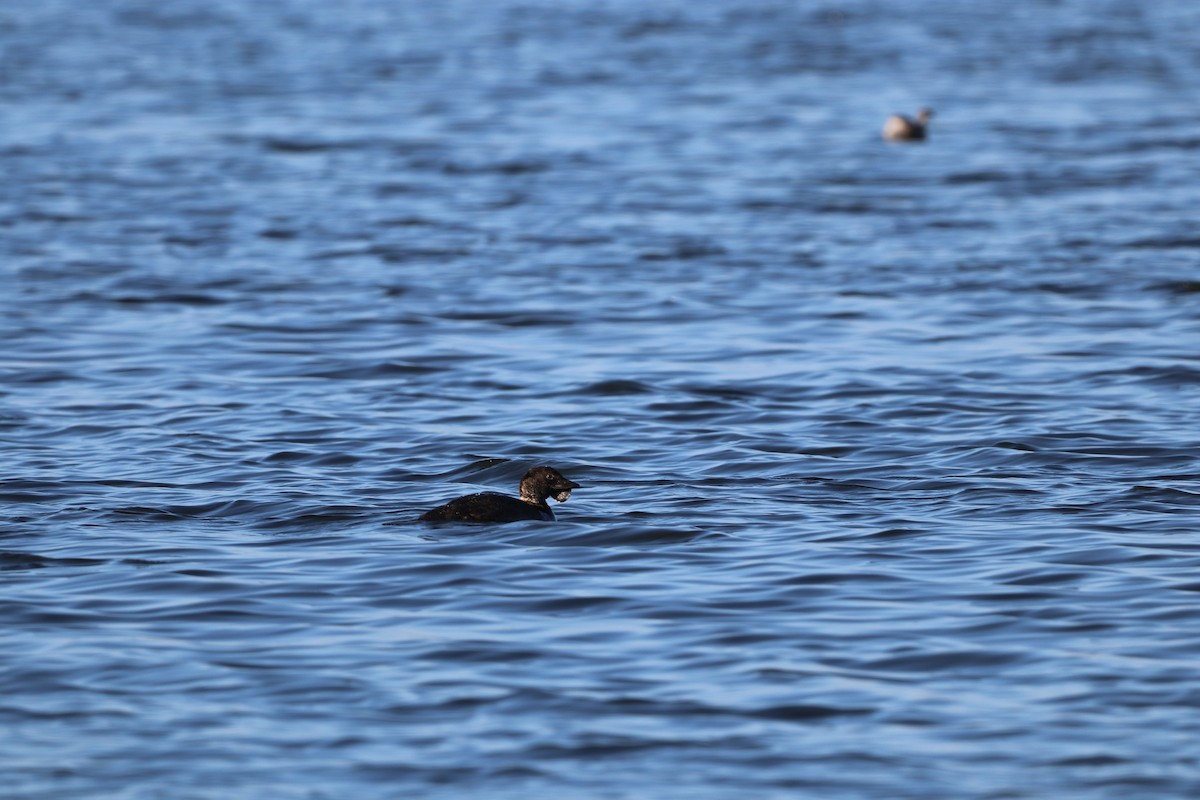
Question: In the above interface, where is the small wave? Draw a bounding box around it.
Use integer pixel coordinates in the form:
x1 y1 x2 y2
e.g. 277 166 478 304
0 551 106 571
1124 236 1200 250
573 379 655 396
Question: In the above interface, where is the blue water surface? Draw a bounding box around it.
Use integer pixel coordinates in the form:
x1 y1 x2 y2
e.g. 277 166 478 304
3 1 1200 797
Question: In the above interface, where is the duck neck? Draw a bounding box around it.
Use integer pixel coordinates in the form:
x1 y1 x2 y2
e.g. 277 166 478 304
520 487 549 509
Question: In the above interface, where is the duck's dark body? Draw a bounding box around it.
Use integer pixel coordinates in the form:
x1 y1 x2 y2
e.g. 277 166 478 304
419 491 554 522
419 466 580 523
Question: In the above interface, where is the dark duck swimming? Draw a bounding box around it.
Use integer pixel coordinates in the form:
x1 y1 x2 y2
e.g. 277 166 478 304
419 466 581 523
882 107 934 141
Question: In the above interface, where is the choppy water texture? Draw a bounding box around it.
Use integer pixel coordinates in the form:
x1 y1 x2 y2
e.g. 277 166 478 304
3 1 1200 797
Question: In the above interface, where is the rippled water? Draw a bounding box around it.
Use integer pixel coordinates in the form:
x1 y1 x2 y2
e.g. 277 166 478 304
4 1 1200 797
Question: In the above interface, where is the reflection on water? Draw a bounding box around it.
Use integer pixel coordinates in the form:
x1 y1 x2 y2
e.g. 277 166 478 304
3 0 1200 797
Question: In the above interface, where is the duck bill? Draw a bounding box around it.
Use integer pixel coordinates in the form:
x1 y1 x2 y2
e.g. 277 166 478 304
554 480 580 503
